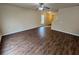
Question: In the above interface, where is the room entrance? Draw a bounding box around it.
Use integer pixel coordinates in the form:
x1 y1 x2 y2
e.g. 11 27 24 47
41 11 55 26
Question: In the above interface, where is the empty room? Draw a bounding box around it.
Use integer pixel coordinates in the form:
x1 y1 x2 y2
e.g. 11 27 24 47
0 3 79 55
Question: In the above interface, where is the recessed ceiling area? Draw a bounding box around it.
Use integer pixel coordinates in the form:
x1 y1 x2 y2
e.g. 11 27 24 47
0 3 79 11
9 3 79 10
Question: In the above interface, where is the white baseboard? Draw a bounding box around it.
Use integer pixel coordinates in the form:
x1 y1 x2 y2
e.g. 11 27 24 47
3 25 41 36
51 28 79 37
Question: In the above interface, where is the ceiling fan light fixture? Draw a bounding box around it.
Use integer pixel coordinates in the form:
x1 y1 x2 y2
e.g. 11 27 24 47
38 7 44 11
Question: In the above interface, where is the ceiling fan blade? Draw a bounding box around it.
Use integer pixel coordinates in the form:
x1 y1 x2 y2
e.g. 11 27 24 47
44 6 50 9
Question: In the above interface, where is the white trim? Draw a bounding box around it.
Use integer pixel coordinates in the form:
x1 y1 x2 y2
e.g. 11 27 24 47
51 28 79 36
3 25 41 36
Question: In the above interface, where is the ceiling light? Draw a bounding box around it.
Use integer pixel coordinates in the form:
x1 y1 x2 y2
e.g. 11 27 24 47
38 7 44 11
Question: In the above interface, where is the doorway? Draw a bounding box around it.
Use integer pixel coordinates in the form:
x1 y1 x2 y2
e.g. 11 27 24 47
41 11 55 27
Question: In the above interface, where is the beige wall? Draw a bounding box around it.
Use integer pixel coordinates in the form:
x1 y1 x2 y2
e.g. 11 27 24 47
0 6 2 41
51 6 79 36
0 5 41 35
0 7 1 34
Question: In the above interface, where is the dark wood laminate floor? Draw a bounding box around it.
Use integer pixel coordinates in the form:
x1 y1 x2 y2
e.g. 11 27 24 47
0 26 79 55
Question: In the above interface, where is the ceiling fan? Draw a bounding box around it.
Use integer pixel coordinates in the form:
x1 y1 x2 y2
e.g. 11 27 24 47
38 3 50 11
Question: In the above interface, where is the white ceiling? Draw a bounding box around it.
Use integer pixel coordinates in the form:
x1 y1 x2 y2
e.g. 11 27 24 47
46 3 79 9
10 3 79 8
3 3 79 11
